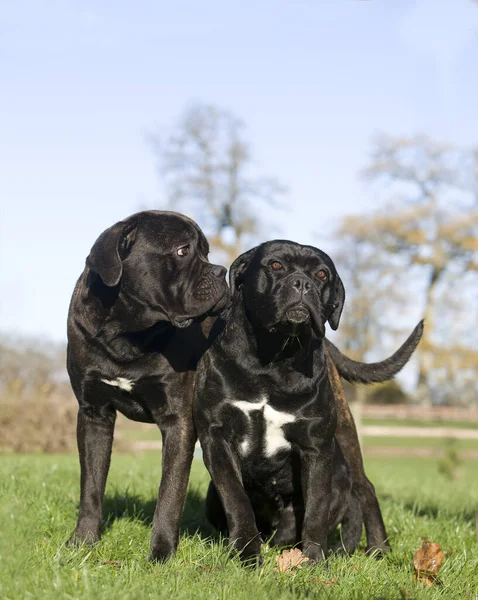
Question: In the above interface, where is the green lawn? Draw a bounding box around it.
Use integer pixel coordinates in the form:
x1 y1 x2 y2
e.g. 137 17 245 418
1 453 477 600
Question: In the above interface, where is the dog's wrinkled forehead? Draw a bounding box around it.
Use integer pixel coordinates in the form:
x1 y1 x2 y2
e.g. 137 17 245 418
136 211 209 255
230 240 338 292
253 240 335 272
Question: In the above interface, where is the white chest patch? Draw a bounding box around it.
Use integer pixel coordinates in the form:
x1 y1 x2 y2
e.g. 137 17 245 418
232 397 295 457
101 377 135 392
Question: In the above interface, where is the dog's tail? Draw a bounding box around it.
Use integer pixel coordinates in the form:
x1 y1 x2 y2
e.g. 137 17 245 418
325 320 424 384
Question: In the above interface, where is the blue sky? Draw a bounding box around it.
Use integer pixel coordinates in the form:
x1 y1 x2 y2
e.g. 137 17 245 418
1 0 477 342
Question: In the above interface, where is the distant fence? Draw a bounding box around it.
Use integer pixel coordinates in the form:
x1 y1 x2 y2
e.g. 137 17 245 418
362 404 478 422
362 426 478 439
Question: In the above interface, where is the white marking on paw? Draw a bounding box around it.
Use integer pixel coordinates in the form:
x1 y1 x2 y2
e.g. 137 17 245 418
232 396 295 457
101 377 135 392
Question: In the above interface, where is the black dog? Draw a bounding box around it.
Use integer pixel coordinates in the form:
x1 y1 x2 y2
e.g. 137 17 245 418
66 210 229 561
194 240 423 563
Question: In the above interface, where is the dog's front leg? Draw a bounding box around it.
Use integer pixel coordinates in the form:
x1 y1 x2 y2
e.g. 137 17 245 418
202 434 261 563
300 446 333 563
149 413 196 562
68 403 116 545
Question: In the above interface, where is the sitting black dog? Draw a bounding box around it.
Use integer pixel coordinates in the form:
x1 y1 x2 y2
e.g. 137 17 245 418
67 210 229 561
194 240 423 563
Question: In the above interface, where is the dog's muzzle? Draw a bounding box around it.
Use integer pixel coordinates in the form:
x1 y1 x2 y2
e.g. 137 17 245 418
285 306 310 324
173 317 193 329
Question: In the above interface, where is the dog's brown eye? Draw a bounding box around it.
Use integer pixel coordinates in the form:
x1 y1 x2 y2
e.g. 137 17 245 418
177 245 191 257
317 270 328 281
270 261 282 271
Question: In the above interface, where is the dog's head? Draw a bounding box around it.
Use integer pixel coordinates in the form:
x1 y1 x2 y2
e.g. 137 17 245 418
229 240 344 340
86 210 229 330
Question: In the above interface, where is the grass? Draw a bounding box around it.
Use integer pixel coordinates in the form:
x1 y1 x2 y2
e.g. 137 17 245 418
1 453 477 600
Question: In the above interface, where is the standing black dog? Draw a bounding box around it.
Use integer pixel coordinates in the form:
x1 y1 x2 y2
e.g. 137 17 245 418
66 210 229 561
194 240 423 563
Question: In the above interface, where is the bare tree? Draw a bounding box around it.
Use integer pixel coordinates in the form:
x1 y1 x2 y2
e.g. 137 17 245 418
330 230 408 431
341 134 478 405
333 234 406 364
149 102 286 263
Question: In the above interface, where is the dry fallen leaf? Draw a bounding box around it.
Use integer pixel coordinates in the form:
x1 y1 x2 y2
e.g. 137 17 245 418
413 540 445 586
188 561 221 573
274 548 309 573
102 560 123 567
413 572 435 587
413 541 444 573
311 577 337 587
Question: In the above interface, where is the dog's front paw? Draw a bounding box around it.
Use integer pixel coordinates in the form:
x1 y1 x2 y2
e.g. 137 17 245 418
272 531 296 548
302 541 326 564
366 541 391 557
329 542 349 556
149 537 177 563
66 525 100 547
229 530 262 566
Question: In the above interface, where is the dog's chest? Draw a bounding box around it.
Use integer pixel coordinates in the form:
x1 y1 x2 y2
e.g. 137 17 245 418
97 366 175 424
101 377 135 392
232 397 295 457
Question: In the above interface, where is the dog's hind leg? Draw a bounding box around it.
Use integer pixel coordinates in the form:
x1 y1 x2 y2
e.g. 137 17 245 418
326 354 390 554
355 477 390 554
205 481 228 534
331 492 363 555
271 499 303 548
68 402 116 546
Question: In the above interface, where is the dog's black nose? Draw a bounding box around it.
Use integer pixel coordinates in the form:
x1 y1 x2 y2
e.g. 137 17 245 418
292 276 311 295
211 264 227 279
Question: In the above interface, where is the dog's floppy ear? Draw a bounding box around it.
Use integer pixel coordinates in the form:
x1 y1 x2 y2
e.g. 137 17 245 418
86 218 137 287
327 275 345 331
229 246 259 293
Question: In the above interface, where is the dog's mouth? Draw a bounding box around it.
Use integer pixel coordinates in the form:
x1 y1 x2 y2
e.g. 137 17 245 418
268 305 311 337
171 288 231 329
285 306 310 325
206 288 232 316
172 317 193 329
267 304 326 340
282 308 310 337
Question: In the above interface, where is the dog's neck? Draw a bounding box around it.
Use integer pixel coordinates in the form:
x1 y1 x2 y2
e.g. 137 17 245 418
223 296 324 377
77 271 184 359
92 317 178 362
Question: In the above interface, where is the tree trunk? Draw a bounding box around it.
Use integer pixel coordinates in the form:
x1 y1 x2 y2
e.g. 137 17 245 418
416 265 443 407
